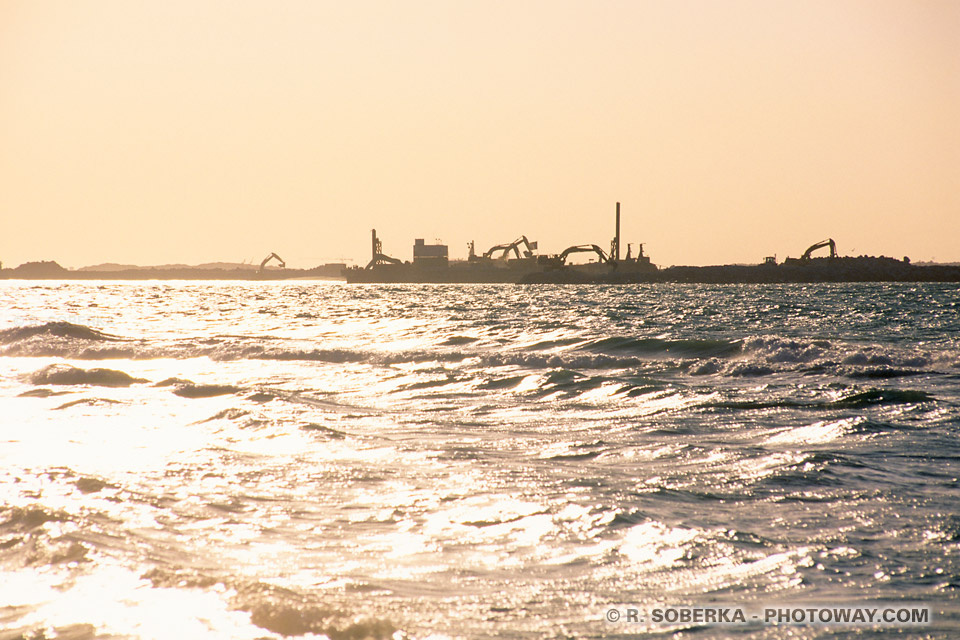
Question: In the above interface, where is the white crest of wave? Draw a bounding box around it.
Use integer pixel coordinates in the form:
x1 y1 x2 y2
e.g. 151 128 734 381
3 564 266 640
765 417 864 445
618 521 702 568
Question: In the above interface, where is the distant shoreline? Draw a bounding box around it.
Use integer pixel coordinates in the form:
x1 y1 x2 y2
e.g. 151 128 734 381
523 260 960 284
4 257 960 283
0 261 346 281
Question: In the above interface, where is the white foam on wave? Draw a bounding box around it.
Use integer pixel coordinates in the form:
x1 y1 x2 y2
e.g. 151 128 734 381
765 417 864 445
633 389 717 417
618 521 702 569
737 334 958 376
346 495 559 575
725 451 809 483
576 381 627 403
742 336 827 364
614 520 812 595
4 563 267 640
673 545 812 593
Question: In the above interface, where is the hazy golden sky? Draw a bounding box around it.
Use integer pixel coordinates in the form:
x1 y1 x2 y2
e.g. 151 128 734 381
2 0 958 268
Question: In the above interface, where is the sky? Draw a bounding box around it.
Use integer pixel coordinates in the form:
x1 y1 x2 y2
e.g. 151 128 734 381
2 0 958 268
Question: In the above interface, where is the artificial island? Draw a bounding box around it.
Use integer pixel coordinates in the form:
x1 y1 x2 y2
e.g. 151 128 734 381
4 203 960 283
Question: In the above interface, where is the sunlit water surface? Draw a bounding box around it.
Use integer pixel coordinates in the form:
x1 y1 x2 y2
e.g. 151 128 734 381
1 281 958 639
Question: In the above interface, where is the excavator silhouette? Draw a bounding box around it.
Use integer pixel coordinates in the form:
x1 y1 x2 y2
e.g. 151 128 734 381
538 244 610 269
800 238 837 261
557 244 609 265
481 236 538 261
784 239 838 265
258 252 285 274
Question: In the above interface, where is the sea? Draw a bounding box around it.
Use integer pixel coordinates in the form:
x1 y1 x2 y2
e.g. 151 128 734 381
0 281 957 639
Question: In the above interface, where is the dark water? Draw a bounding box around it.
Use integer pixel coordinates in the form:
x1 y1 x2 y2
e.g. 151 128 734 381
1 282 958 638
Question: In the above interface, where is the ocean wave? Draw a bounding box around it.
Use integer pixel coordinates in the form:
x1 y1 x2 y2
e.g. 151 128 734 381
705 388 935 412
688 359 723 375
440 335 480 346
139 568 397 639
725 362 777 377
579 336 742 358
230 345 467 366
1 505 73 532
829 388 935 408
75 477 113 494
704 398 808 411
0 323 469 366
0 321 124 344
676 335 960 379
477 374 529 390
0 505 90 569
495 333 958 378
55 397 123 410
173 383 241 399
28 364 147 387
198 408 251 424
741 336 830 364
521 336 587 350
395 375 466 392
763 417 912 446
18 388 72 398
470 369 664 401
4 343 142 359
476 352 642 370
764 418 860 445
3 323 957 390
757 451 889 494
154 377 194 387
1 322 142 358
617 520 702 569
749 336 958 370
243 598 396 639
301 423 347 439
843 366 925 379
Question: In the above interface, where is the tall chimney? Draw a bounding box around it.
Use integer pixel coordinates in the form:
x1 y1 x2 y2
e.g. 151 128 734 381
615 202 621 261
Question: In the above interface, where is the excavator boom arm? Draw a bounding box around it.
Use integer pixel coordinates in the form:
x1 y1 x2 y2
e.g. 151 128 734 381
259 252 286 271
482 235 538 260
557 244 610 265
801 239 837 260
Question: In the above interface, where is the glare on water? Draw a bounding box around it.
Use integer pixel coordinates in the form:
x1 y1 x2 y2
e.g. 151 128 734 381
1 281 958 638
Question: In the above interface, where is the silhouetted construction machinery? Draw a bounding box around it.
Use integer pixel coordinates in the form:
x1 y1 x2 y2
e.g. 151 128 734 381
801 238 837 260
259 253 285 273
366 230 403 269
346 202 655 282
536 203 652 271
785 239 838 265
482 236 539 260
536 245 604 270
